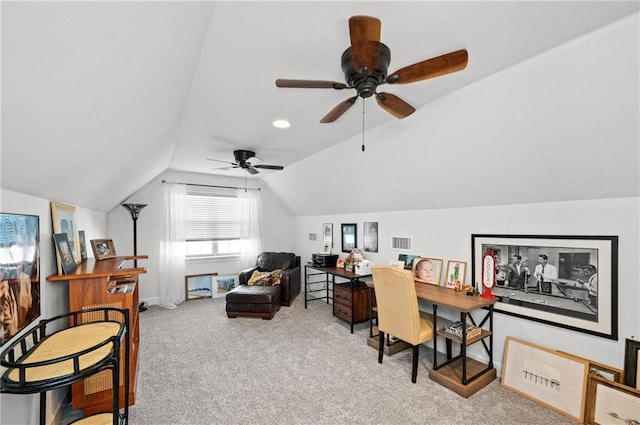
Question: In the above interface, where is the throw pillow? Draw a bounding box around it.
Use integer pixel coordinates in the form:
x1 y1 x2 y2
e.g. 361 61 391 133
247 269 283 286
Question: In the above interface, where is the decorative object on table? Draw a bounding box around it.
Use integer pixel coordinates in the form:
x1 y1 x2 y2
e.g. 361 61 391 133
502 336 589 423
445 260 467 290
624 337 640 389
398 253 417 270
52 233 77 275
121 203 148 268
90 239 117 260
345 248 364 271
336 257 345 269
0 212 41 347
355 259 373 275
363 222 378 252
481 248 496 299
341 223 357 253
50 201 81 269
411 257 443 286
585 374 640 425
78 230 87 261
471 234 619 340
322 223 333 246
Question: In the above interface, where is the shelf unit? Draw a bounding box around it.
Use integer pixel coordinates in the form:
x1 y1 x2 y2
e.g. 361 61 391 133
0 307 130 425
46 255 146 415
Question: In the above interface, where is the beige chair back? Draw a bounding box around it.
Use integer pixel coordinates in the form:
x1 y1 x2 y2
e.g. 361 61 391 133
372 265 425 345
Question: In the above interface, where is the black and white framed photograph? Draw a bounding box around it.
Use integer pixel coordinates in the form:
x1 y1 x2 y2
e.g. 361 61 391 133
363 221 378 252
322 223 333 246
341 223 357 253
471 234 618 340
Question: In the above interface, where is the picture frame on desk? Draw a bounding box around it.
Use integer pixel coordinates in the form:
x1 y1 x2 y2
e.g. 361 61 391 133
90 239 117 260
53 233 77 275
412 257 443 285
502 337 588 423
444 260 467 289
51 201 81 267
471 234 618 340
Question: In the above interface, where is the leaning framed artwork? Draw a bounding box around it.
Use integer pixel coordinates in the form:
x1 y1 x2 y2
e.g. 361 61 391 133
624 337 640 389
585 374 640 425
471 234 618 340
445 260 467 289
0 212 41 347
51 201 81 268
53 233 77 275
502 337 589 422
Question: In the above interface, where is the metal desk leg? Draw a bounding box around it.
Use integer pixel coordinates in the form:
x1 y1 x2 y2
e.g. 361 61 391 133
432 304 439 369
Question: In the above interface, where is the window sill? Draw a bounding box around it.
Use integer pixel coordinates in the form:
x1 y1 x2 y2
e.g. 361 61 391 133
186 255 241 263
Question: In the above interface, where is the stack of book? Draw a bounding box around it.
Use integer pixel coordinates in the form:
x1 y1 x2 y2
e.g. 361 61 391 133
444 321 481 338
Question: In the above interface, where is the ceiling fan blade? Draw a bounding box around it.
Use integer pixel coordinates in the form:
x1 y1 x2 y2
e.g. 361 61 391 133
375 92 416 119
206 158 235 165
349 15 381 70
276 79 348 90
386 49 469 85
247 166 259 175
254 164 284 171
320 96 358 123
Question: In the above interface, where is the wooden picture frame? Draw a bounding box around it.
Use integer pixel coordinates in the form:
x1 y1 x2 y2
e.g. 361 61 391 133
445 260 467 289
412 257 443 285
341 223 357 253
185 273 216 300
471 234 618 340
585 374 640 425
51 201 81 270
624 338 640 389
90 239 117 260
502 337 589 422
52 233 77 275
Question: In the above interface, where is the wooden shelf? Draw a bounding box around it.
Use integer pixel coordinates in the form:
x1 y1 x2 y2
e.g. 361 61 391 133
429 357 497 398
436 328 492 345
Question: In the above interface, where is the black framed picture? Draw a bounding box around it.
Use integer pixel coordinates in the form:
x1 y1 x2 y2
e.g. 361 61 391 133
471 234 618 340
53 233 77 275
624 337 640 389
341 223 357 253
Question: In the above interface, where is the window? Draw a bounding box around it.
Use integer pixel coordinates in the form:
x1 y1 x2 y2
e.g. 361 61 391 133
185 186 241 258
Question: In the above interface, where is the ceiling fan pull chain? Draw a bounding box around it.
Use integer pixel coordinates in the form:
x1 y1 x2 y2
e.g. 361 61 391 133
361 100 365 151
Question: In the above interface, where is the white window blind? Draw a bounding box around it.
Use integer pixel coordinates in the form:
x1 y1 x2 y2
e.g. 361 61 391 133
185 186 241 257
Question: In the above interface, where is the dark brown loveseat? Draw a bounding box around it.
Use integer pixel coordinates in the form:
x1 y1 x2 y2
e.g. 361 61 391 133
238 252 301 306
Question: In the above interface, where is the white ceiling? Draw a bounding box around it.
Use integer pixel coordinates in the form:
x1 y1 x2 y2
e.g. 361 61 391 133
2 1 639 212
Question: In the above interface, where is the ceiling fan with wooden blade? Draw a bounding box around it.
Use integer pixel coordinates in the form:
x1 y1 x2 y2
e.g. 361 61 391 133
207 150 284 175
275 15 468 123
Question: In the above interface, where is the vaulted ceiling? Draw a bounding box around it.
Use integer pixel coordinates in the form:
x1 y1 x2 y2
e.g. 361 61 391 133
2 2 638 213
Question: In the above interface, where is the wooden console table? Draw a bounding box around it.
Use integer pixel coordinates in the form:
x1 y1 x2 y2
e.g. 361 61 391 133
304 265 372 333
414 282 497 398
46 255 147 415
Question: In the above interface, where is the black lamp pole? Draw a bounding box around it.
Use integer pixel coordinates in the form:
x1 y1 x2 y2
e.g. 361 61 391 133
121 203 147 268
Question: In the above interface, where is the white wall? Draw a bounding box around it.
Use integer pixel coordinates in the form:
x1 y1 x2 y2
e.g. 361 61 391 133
0 189 108 425
293 197 639 374
107 170 294 306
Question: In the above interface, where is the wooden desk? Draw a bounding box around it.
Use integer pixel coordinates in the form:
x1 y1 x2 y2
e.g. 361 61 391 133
47 256 147 415
414 282 497 398
304 265 372 333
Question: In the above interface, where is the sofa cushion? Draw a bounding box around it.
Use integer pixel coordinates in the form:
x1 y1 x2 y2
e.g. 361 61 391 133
226 284 281 304
257 252 296 271
248 269 283 286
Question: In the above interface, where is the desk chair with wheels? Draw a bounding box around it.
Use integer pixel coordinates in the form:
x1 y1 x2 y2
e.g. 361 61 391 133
371 266 434 383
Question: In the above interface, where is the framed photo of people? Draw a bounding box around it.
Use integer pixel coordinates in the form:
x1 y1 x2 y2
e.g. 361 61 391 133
471 234 618 340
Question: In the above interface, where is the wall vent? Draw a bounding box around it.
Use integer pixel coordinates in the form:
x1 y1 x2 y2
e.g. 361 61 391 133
391 237 412 251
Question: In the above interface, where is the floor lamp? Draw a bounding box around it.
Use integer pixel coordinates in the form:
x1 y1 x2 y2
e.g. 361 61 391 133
122 203 148 311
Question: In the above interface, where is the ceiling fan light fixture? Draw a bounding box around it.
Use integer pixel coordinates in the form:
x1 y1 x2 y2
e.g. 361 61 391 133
272 119 291 128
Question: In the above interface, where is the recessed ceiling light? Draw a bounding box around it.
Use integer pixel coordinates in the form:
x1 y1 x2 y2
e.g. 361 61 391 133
272 119 290 129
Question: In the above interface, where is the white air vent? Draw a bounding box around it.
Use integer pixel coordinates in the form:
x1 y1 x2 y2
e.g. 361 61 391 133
391 237 412 251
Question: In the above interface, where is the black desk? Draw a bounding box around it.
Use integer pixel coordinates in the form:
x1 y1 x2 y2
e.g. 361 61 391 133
304 264 372 333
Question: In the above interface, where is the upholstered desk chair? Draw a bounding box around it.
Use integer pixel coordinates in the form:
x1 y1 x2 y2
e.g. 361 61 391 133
371 265 434 383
